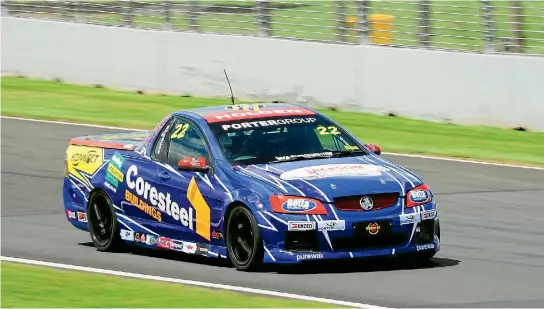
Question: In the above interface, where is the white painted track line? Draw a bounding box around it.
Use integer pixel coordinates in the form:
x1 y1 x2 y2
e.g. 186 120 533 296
2 115 543 171
0 256 390 309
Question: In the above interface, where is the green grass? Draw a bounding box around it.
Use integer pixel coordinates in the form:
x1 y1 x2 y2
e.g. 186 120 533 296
2 76 544 166
7 0 544 54
1 261 341 308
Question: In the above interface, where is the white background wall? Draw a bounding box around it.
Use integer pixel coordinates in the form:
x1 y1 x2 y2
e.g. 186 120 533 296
3 17 544 131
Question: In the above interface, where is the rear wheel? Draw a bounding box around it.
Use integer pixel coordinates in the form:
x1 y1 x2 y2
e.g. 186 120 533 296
87 190 123 252
225 205 264 271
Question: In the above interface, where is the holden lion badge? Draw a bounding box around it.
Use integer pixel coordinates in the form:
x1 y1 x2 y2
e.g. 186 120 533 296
360 196 373 210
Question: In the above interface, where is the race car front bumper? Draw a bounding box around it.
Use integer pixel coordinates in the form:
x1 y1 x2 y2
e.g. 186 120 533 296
262 215 440 264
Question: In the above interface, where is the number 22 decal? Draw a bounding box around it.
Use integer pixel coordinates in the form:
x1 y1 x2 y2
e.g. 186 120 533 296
171 123 190 139
317 126 340 135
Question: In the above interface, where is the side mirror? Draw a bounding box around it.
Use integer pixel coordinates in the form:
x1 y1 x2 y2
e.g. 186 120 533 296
365 143 381 155
177 157 210 173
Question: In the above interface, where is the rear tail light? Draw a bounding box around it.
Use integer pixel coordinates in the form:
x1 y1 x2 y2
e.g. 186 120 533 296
405 184 433 208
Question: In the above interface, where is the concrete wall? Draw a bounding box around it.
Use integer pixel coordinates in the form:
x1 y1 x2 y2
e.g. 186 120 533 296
3 17 544 131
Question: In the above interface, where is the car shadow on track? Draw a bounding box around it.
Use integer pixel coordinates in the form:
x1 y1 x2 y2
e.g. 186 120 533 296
79 242 460 274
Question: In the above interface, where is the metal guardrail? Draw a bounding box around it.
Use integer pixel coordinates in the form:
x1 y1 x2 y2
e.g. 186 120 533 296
3 1 544 56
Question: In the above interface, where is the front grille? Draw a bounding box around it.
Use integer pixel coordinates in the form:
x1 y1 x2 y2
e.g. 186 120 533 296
333 193 398 211
331 220 406 250
284 230 320 252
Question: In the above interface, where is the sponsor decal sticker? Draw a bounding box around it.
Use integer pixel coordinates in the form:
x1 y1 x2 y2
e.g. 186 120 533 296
104 181 117 193
270 196 327 215
134 233 146 243
220 117 317 131
125 190 163 222
169 240 184 251
125 165 211 241
205 107 316 123
158 236 171 249
417 243 435 251
296 253 324 261
66 145 104 186
196 245 209 256
154 123 172 155
146 234 158 246
288 221 316 231
421 209 436 220
409 189 431 204
105 151 125 188
366 222 380 235
280 164 389 180
274 151 332 162
211 230 224 240
400 213 420 225
66 210 76 220
120 229 134 241
344 145 360 151
77 212 87 222
182 242 197 254
281 199 316 213
317 220 346 232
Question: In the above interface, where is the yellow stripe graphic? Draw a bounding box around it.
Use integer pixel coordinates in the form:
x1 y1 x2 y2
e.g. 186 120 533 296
187 177 211 241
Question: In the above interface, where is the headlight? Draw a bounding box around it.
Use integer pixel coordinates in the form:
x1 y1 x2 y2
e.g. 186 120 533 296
405 184 433 207
270 195 328 215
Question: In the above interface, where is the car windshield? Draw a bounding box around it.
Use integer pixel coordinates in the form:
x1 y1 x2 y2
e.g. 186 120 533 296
208 114 368 165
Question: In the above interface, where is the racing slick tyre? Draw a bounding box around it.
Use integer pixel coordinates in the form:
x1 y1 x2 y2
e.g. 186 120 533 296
225 205 264 271
87 190 124 252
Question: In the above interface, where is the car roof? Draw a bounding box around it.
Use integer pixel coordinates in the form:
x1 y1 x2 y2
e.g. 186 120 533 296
176 102 319 124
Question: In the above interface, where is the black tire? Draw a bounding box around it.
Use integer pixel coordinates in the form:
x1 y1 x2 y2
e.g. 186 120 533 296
87 190 124 252
225 205 264 271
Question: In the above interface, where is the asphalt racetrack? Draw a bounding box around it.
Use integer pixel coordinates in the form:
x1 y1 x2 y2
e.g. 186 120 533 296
2 117 544 308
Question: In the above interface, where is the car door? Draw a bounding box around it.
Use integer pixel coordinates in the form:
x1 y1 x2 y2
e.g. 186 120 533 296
150 117 215 244
120 119 176 235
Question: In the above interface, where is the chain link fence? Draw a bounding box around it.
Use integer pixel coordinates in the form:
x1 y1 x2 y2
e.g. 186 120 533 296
3 0 544 56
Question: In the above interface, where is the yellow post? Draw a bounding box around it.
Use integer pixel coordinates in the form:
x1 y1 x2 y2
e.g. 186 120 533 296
345 14 394 45
368 14 394 44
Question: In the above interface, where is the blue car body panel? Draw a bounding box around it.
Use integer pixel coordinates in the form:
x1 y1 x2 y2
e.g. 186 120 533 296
63 103 440 264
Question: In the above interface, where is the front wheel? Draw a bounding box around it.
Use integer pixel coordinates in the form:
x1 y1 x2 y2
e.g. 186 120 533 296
87 190 123 252
225 205 264 271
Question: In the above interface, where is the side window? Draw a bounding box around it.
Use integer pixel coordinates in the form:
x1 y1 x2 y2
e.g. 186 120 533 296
151 119 176 163
166 119 210 167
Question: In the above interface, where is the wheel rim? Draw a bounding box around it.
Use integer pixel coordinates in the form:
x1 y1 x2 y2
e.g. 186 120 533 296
228 210 254 266
89 196 113 246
